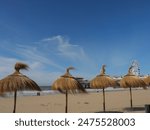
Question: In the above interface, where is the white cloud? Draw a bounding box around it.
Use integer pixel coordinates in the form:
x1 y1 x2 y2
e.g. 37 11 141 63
0 35 91 86
0 56 62 86
27 70 62 86
0 56 19 76
42 35 88 61
15 44 63 70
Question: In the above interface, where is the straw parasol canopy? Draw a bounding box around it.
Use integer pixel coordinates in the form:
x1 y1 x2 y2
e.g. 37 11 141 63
52 67 86 113
0 62 41 113
143 76 150 86
120 66 146 108
90 65 117 112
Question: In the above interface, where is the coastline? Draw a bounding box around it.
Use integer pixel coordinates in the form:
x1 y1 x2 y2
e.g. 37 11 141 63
0 87 140 97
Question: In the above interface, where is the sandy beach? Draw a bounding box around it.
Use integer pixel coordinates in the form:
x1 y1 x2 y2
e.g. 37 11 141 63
0 88 150 113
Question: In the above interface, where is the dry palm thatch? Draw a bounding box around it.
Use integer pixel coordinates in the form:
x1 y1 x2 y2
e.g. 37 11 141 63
120 66 146 108
90 65 117 112
143 76 150 86
0 62 41 113
52 67 86 113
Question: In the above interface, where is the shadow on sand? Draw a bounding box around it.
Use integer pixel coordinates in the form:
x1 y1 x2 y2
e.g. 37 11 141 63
123 107 145 112
95 107 145 113
95 111 123 113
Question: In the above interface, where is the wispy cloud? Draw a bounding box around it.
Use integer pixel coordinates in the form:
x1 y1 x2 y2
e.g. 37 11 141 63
42 35 88 61
0 35 91 85
0 56 18 76
0 35 138 85
0 56 62 86
15 44 63 70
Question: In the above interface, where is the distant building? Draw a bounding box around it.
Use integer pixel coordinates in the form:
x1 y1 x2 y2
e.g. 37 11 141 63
75 75 148 89
75 77 90 88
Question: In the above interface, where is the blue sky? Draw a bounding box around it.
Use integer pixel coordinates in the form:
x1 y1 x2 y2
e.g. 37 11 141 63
0 0 150 85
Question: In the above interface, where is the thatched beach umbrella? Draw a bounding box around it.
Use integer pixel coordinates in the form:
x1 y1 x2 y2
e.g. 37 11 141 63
0 62 41 113
52 67 86 113
120 66 146 108
90 65 117 112
143 76 150 86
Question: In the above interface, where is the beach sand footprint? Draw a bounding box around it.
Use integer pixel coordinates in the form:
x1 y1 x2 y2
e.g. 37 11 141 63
84 102 89 104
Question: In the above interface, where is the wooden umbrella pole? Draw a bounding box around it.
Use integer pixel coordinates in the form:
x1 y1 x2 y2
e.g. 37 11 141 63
65 90 68 113
103 87 106 112
13 90 17 113
129 86 133 108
